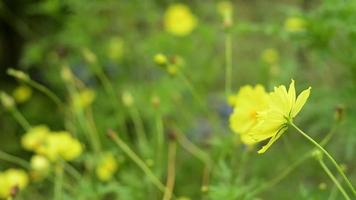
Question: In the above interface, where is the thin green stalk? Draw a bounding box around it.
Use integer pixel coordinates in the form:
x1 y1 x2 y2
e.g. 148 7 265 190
178 72 205 107
108 130 166 193
155 113 164 174
27 80 63 108
9 107 31 131
225 33 232 96
249 122 339 197
54 163 64 200
129 107 148 148
318 158 351 200
290 122 355 195
0 150 30 169
163 142 177 200
64 162 82 181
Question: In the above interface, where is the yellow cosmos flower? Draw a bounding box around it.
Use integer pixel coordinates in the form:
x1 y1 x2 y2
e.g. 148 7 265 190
0 169 29 198
229 85 269 145
37 131 83 161
261 48 279 65
12 85 32 103
72 89 96 110
164 4 197 36
21 125 50 151
248 80 311 153
96 153 118 181
284 17 307 33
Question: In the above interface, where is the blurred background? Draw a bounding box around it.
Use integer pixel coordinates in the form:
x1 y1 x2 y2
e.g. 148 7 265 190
0 0 355 199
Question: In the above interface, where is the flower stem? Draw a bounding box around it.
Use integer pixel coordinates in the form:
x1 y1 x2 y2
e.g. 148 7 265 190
54 163 64 200
0 150 30 169
318 158 351 200
225 32 232 96
290 122 355 195
9 107 31 131
108 130 166 193
163 141 176 200
27 79 64 108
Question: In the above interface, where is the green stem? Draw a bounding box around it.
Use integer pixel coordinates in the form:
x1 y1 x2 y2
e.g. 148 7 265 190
9 107 31 131
129 107 148 149
54 163 64 200
0 150 30 169
318 158 351 200
290 122 355 195
155 113 164 175
108 130 166 193
225 32 232 96
28 80 63 108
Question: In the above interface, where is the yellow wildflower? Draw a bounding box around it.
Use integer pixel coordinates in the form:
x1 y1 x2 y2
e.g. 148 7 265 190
154 53 168 65
217 1 233 26
0 169 29 198
229 85 269 145
13 85 32 103
30 155 50 172
107 37 124 61
122 91 134 107
21 125 50 151
37 131 83 161
96 153 118 181
164 4 197 36
261 48 279 65
72 89 96 110
284 17 307 33
248 80 311 153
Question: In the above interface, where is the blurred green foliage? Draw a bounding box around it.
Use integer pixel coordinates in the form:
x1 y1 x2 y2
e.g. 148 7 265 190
0 0 355 199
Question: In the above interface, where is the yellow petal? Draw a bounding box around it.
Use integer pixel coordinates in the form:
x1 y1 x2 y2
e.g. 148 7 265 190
288 79 296 109
292 87 311 117
257 126 287 154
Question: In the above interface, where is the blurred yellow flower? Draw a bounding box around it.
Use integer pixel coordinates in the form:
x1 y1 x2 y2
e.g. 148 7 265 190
164 4 197 36
12 85 32 103
37 131 83 161
249 80 311 153
96 153 118 181
229 85 269 145
73 89 96 110
261 48 279 65
122 91 134 107
284 17 307 33
217 1 233 26
154 53 168 65
21 125 50 151
30 155 50 181
30 155 50 172
0 169 29 199
107 37 124 61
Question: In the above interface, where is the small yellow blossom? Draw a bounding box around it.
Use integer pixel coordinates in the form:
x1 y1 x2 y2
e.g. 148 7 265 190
72 89 96 110
30 155 50 172
107 37 124 61
13 85 32 103
261 48 279 65
229 85 269 145
0 169 29 199
164 4 197 36
21 125 50 151
96 153 118 181
154 53 168 65
217 1 233 26
248 80 311 153
122 91 134 107
37 131 83 161
284 17 307 33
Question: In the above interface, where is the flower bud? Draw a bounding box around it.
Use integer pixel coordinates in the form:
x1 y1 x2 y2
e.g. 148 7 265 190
154 53 168 65
0 92 15 109
7 68 30 82
122 91 134 107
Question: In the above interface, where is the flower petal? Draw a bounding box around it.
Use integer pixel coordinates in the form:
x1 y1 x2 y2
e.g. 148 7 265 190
292 87 311 117
257 126 287 154
288 79 296 110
